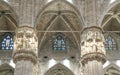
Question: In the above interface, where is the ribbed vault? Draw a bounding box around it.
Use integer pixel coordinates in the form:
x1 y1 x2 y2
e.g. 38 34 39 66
0 1 17 45
102 3 120 31
36 0 83 59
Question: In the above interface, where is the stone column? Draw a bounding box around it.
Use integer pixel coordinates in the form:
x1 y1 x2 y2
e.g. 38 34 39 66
81 26 106 75
13 26 38 75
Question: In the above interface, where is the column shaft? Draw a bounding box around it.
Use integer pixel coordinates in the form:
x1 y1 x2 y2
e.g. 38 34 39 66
84 60 104 75
15 61 34 75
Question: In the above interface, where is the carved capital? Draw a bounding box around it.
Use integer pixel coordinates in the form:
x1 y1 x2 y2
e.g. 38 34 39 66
13 26 38 64
14 26 38 54
81 26 106 64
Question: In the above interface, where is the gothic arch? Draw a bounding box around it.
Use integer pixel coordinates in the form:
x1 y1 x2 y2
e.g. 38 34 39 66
35 0 83 27
0 0 19 24
0 62 14 75
36 0 82 56
100 0 120 27
101 1 120 31
104 64 120 75
44 63 74 75
104 0 120 16
0 0 14 11
0 1 18 30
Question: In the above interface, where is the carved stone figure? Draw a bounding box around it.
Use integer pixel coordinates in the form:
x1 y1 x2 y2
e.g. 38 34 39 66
14 27 38 52
81 27 105 57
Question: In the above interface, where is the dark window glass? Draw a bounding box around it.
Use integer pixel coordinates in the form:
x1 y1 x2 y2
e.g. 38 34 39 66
105 36 116 50
1 33 14 50
53 36 66 51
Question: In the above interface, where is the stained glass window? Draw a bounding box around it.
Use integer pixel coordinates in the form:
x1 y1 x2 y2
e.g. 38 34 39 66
1 33 14 50
105 36 117 50
53 35 66 51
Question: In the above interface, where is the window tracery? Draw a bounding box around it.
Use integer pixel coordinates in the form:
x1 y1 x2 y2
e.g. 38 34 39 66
53 35 66 51
1 33 14 50
105 36 117 50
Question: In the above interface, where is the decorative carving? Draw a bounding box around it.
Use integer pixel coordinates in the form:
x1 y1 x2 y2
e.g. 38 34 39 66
14 26 38 54
81 26 106 64
13 26 38 64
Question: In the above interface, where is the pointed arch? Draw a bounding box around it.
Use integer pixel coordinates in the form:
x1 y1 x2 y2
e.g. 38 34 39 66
104 64 120 74
36 0 82 52
0 0 18 27
0 0 14 11
45 63 74 75
100 0 120 26
35 0 84 28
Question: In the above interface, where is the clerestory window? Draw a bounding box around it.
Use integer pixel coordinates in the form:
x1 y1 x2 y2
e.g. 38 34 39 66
1 33 14 50
105 36 117 50
53 35 66 51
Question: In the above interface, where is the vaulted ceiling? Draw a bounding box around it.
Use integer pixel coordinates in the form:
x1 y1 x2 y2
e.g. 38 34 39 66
102 3 120 31
0 2 17 33
35 0 84 60
0 2 17 40
36 1 83 56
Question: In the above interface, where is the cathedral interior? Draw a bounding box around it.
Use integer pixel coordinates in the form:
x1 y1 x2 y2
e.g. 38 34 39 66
0 0 120 75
